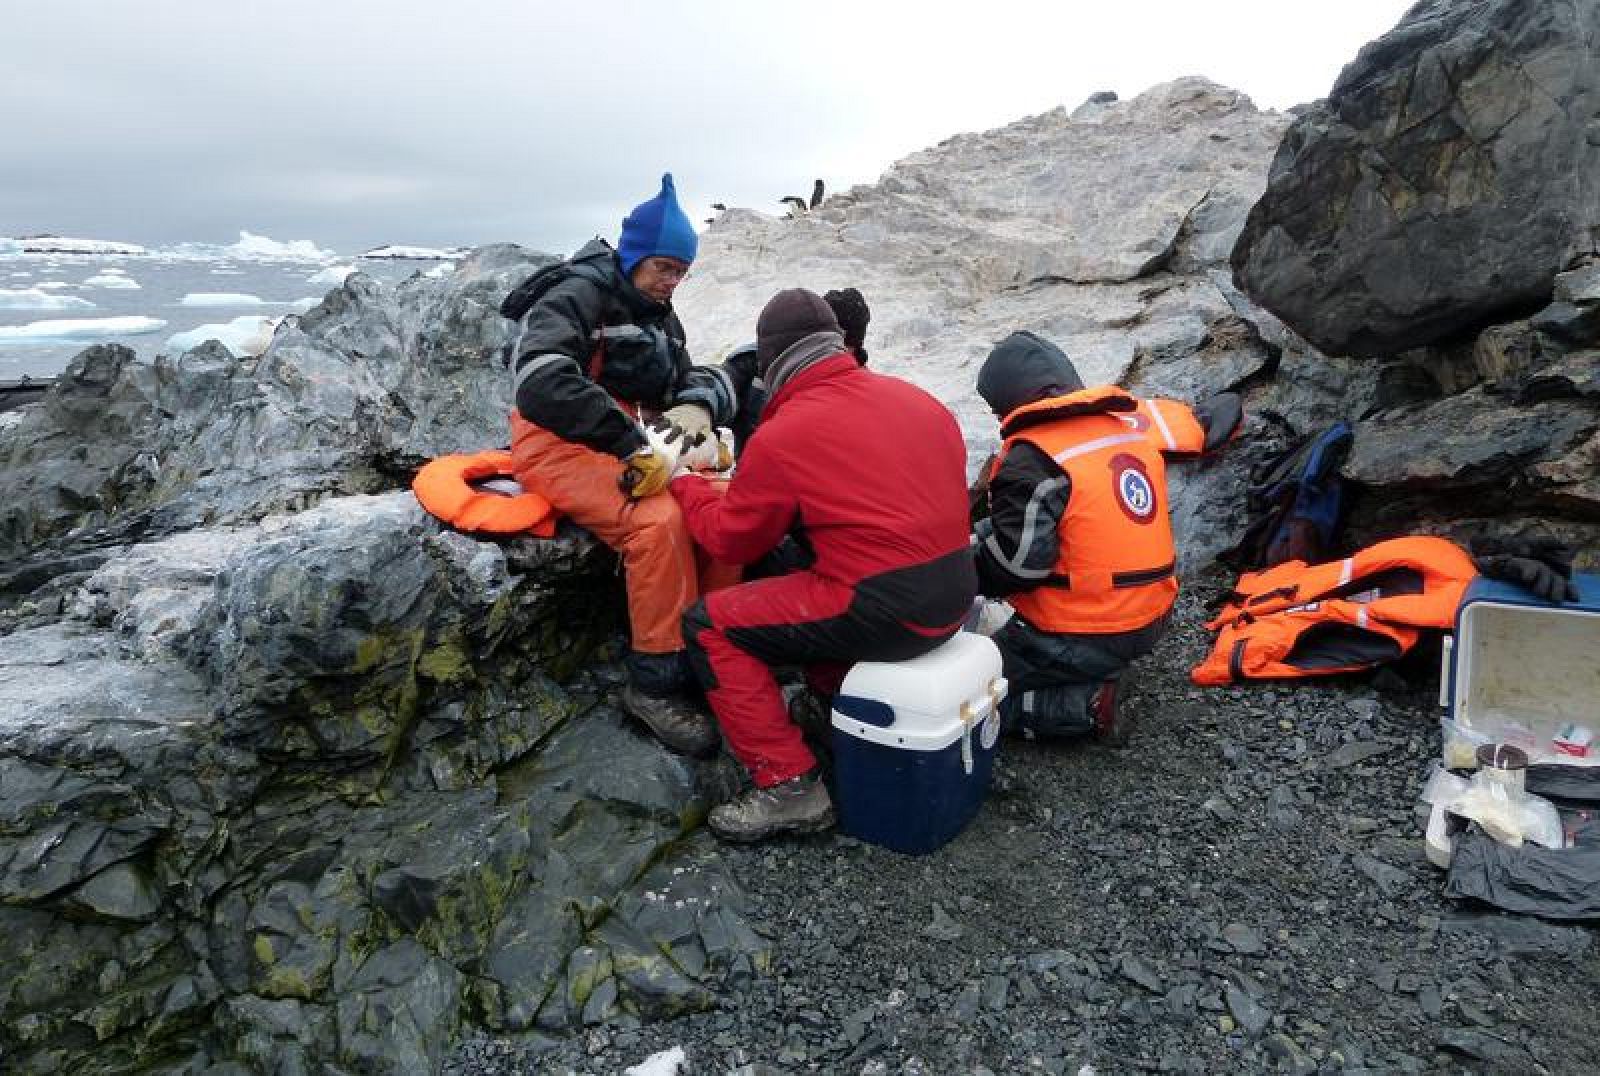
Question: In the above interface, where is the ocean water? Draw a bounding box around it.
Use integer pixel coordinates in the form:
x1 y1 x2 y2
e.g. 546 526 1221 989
0 248 446 380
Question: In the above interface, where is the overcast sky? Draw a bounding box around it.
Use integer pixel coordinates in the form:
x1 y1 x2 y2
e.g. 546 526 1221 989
5 0 1415 256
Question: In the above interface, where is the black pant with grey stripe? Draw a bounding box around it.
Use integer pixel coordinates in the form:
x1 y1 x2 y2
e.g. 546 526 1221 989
994 612 1169 737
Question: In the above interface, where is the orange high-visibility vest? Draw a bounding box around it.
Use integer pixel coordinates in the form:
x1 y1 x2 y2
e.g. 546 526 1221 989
412 450 558 537
1192 536 1476 685
997 387 1178 634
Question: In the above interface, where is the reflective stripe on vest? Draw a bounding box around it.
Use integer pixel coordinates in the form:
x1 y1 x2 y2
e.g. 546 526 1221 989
412 450 558 537
1121 397 1207 456
1002 406 1178 634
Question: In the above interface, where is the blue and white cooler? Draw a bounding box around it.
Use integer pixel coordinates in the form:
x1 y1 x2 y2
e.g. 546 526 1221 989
829 632 1008 854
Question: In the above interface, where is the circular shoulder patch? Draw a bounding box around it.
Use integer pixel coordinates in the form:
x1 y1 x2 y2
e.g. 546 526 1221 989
1108 452 1157 523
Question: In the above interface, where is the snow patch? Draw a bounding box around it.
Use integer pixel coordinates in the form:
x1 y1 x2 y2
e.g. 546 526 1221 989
85 272 142 289
4 236 147 255
623 1046 686 1076
0 316 167 342
306 264 356 286
360 244 462 260
0 288 97 312
178 292 269 308
165 315 282 357
422 261 457 279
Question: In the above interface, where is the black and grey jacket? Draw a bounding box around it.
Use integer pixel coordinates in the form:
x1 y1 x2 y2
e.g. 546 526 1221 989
503 239 745 458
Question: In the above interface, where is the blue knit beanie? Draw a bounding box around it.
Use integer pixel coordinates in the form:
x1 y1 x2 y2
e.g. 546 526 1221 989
617 173 699 275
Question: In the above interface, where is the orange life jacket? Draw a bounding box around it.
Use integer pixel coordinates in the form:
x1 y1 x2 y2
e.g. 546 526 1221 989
1191 536 1476 685
412 450 558 537
997 386 1178 634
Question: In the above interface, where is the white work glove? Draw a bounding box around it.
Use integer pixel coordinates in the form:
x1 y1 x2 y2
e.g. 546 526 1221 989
650 403 713 455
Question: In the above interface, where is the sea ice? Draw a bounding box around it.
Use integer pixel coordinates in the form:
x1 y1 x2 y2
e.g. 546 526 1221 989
306 264 356 286
0 288 97 312
164 315 281 357
0 238 22 256
85 272 142 289
623 1046 686 1076
0 316 167 341
178 293 268 308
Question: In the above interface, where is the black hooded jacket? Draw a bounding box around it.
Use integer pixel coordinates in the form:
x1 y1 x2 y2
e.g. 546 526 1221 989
503 239 745 458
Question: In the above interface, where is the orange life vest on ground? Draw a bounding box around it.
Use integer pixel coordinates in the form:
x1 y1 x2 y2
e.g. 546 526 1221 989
997 386 1178 634
412 450 558 538
1191 536 1476 685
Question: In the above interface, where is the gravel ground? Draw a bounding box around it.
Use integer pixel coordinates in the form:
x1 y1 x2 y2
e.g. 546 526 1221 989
450 580 1600 1075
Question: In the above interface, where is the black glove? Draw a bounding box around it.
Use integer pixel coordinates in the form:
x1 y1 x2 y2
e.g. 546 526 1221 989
824 288 870 362
1470 534 1579 603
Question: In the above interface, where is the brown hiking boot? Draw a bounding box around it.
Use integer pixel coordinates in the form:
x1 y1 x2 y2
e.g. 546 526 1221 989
708 770 835 842
1090 678 1132 746
620 684 720 757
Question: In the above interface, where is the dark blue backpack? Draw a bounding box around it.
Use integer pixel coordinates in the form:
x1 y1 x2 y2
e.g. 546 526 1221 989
1231 422 1353 568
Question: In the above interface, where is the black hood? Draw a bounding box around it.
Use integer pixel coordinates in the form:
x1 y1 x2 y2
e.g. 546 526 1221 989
976 331 1084 417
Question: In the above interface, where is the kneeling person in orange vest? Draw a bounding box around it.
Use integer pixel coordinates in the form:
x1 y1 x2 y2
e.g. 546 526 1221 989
972 331 1179 743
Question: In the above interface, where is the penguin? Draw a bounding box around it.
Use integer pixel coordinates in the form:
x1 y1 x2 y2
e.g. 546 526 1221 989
711 202 727 211
780 196 809 218
809 179 825 209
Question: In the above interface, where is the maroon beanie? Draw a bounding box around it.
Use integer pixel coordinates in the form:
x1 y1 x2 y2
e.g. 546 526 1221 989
756 288 841 375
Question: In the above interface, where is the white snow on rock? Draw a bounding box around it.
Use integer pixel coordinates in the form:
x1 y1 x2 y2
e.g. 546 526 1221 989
306 264 356 286
360 244 462 260
0 316 167 341
178 292 269 308
164 315 282 357
4 236 148 255
674 78 1289 467
224 231 336 263
422 261 457 279
85 272 142 289
0 288 97 312
623 1046 686 1076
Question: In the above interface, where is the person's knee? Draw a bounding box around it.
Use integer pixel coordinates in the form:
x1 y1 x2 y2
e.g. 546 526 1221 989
682 599 718 691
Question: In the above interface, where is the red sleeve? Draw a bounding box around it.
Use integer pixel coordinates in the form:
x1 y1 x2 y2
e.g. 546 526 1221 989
670 439 799 566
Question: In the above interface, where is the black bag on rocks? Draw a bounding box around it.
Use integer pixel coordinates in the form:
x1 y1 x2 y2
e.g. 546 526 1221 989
1445 767 1600 920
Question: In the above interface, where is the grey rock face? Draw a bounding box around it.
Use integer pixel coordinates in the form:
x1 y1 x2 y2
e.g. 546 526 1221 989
0 493 769 1072
0 244 552 578
1232 0 1600 357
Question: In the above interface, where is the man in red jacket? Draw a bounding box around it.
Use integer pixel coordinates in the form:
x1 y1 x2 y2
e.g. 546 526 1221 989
672 289 976 841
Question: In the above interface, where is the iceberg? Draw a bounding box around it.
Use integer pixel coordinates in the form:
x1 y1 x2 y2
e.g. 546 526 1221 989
306 264 355 286
225 231 335 263
178 292 268 308
359 244 463 260
0 238 22 256
164 315 282 357
5 236 148 256
85 272 142 289
0 316 167 342
0 288 97 312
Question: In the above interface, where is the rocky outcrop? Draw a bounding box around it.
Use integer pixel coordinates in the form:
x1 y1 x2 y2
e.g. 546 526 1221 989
678 77 1294 567
0 492 768 1072
1231 0 1600 357
0 243 549 582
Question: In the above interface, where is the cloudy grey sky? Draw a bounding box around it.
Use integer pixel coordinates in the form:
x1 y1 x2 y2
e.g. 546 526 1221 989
5 0 1413 256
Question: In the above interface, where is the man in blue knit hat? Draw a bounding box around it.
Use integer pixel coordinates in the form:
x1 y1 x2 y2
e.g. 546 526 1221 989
500 173 755 757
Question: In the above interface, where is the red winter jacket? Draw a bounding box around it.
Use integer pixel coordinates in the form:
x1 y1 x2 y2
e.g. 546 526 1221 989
672 353 975 620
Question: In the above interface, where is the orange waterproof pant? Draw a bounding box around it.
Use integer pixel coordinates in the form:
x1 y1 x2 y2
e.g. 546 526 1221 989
510 414 736 654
